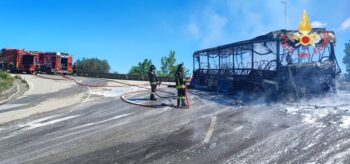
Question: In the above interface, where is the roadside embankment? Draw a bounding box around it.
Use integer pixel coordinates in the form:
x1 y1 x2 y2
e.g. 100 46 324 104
0 71 14 93
0 72 30 102
0 74 88 124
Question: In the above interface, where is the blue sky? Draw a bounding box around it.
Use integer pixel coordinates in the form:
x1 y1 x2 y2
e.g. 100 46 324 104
0 0 349 74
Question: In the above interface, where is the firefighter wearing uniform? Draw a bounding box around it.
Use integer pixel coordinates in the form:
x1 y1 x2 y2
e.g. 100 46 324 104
148 65 158 101
35 64 40 75
72 64 77 76
175 64 187 107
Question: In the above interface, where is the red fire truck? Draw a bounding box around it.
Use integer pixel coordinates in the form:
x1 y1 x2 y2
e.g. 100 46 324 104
0 48 39 73
38 52 73 74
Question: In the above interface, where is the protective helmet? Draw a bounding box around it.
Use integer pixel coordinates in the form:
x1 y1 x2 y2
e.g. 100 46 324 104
150 65 156 71
177 63 184 72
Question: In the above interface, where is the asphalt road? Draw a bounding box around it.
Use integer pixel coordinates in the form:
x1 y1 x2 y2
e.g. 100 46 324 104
1 75 350 163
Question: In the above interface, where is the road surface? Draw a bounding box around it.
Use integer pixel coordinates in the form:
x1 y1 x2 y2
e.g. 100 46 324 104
1 74 350 163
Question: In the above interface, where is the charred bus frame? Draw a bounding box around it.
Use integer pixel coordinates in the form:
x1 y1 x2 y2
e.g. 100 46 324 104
191 29 341 98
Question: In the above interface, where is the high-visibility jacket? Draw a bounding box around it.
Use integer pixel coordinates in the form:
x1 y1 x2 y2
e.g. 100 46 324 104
148 70 158 85
175 70 185 89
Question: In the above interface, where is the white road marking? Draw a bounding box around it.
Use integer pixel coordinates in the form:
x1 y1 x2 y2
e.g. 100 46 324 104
0 114 61 140
19 115 60 128
69 112 134 130
2 120 131 163
26 79 34 91
203 116 217 143
22 115 80 130
0 103 27 111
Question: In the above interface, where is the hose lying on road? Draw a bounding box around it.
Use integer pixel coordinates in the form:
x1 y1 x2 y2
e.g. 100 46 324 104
120 90 176 108
116 80 178 108
35 74 67 81
36 74 131 87
36 74 175 97
106 79 176 99
35 74 180 108
120 90 158 108
62 76 130 88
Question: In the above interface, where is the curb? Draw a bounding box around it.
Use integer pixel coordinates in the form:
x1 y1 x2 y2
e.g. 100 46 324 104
0 84 19 102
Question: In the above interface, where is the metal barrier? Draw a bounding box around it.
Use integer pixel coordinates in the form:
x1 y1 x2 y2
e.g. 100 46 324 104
75 72 174 82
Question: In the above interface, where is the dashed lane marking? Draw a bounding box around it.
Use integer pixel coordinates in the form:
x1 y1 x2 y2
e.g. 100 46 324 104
203 116 217 143
69 112 134 130
23 115 80 130
0 103 27 111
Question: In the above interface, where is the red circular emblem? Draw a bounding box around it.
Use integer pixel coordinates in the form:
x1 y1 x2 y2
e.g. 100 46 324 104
301 36 310 44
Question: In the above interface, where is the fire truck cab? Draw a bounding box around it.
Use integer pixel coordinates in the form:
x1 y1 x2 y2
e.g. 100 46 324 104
0 48 39 73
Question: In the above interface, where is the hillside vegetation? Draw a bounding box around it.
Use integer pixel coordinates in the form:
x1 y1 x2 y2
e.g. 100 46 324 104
0 71 14 92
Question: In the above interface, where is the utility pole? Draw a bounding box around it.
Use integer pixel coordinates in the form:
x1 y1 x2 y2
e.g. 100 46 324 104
281 0 287 29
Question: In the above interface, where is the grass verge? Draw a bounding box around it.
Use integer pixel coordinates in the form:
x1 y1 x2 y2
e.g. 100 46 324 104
0 71 15 93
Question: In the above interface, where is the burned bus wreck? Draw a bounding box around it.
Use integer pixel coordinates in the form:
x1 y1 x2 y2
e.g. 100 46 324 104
190 27 341 100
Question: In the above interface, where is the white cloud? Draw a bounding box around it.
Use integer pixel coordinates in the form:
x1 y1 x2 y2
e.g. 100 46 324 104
186 21 200 39
311 21 327 28
201 11 228 47
184 9 228 48
184 0 320 48
339 17 350 31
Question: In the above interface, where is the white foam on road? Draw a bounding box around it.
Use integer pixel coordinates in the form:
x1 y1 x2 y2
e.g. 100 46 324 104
1 114 62 139
90 86 148 97
340 116 350 129
281 91 350 129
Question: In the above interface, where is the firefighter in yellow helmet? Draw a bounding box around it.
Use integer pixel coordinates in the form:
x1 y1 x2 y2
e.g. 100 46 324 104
148 65 158 101
35 64 41 75
175 63 187 107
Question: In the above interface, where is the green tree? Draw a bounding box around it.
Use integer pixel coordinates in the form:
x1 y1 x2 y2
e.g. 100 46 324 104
128 59 153 76
343 40 350 81
75 57 110 73
128 50 190 78
159 50 190 78
160 50 177 77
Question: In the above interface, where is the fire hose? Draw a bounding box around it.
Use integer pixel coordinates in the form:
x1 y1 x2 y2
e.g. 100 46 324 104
120 90 176 108
184 83 190 109
35 74 183 108
35 74 67 81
